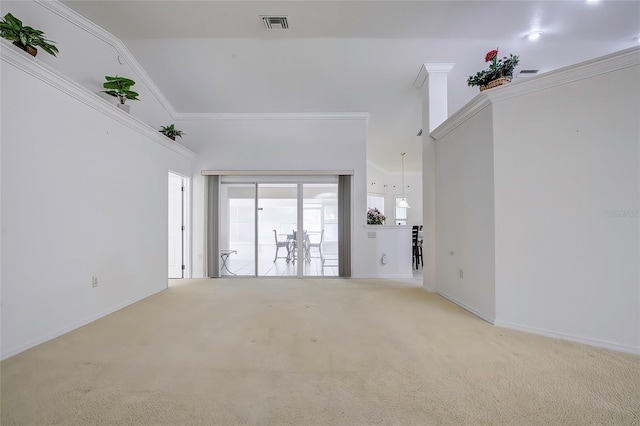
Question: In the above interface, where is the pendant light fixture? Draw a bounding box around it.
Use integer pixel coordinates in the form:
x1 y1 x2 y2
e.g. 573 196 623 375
398 152 411 208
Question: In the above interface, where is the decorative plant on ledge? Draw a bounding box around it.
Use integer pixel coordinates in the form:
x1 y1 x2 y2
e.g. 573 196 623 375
102 75 139 112
467 48 519 91
367 208 386 225
0 13 59 57
159 124 185 141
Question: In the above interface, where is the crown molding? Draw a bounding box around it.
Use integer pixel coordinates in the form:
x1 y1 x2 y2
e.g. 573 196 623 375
367 160 392 175
176 112 370 121
431 46 640 141
367 160 422 176
202 170 354 176
1 41 196 160
429 95 492 140
34 0 178 118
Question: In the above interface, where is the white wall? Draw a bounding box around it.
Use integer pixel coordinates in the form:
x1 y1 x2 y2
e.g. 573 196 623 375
0 47 193 359
177 117 368 278
492 60 640 352
435 107 496 322
358 226 413 278
0 1 409 281
431 47 640 353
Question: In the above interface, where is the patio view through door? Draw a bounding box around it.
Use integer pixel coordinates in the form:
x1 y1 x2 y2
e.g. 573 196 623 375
257 183 298 276
219 177 339 277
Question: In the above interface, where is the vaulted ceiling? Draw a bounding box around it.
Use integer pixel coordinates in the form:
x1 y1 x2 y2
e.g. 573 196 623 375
61 0 640 172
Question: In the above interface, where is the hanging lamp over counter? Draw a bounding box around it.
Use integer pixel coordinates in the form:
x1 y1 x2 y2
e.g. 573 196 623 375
398 152 411 208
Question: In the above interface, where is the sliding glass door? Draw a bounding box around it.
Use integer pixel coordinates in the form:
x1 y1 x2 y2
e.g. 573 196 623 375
302 183 338 276
217 177 339 277
219 183 256 276
257 183 298 276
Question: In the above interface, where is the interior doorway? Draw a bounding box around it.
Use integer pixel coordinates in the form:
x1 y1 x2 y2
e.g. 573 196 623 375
168 172 188 278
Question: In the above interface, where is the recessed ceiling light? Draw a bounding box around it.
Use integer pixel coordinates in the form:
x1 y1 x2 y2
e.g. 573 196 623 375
527 30 544 41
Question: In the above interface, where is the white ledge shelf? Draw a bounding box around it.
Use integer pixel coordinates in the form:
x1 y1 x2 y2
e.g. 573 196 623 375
431 46 640 141
0 40 197 161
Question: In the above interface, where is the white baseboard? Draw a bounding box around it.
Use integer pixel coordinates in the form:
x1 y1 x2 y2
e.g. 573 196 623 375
436 289 495 324
493 319 640 356
1 287 166 360
434 291 640 355
351 274 414 279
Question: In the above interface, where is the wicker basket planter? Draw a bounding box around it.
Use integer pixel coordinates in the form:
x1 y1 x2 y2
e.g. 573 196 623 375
13 41 37 57
480 76 512 92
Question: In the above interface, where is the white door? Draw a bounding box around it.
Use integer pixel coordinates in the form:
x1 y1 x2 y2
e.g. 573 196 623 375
168 172 185 278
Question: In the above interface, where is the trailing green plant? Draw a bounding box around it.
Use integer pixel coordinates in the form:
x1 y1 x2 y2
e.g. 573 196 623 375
467 48 519 88
159 124 185 140
102 75 140 104
0 12 59 57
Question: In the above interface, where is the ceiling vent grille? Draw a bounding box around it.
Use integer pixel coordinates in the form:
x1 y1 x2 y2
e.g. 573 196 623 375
516 69 540 78
262 16 289 30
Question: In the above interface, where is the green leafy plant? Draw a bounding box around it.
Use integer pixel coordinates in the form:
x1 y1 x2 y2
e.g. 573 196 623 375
159 124 185 140
102 76 140 104
467 48 519 88
0 12 59 57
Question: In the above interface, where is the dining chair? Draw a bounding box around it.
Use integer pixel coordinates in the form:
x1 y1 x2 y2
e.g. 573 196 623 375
273 229 290 262
307 230 324 263
289 230 299 263
412 226 423 269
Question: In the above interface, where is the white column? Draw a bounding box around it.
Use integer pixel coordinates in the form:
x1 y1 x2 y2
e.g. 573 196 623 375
414 63 454 291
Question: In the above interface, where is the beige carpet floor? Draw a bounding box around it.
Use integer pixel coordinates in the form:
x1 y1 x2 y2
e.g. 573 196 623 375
1 278 639 425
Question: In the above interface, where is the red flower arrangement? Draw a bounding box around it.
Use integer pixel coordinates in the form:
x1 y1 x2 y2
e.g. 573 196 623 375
467 48 520 88
485 49 498 62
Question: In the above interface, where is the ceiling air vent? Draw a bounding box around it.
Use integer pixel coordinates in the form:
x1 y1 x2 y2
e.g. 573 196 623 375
516 69 540 78
262 16 289 30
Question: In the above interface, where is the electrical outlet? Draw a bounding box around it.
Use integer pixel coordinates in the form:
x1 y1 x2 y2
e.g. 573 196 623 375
92 276 98 287
459 269 464 278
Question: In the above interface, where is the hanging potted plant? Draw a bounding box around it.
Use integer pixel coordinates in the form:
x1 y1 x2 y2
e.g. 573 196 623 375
102 75 139 113
159 124 186 141
467 48 519 92
0 13 59 57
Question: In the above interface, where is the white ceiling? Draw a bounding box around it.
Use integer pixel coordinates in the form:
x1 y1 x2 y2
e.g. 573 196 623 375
61 0 640 172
